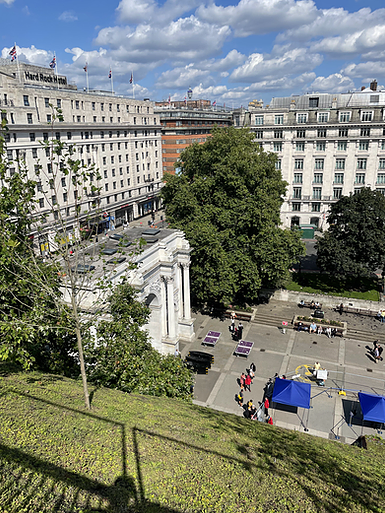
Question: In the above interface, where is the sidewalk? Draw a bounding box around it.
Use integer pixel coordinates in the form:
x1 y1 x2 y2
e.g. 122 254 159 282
182 300 385 444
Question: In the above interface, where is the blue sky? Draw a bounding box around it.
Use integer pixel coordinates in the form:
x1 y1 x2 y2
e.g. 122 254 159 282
2 0 385 106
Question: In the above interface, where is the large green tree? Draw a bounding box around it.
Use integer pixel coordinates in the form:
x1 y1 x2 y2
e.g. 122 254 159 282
86 282 194 400
316 188 385 278
161 126 305 306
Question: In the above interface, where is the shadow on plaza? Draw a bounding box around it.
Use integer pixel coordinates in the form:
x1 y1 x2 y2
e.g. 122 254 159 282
1 388 384 513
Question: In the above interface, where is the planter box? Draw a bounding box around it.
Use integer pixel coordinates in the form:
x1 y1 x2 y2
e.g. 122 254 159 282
293 315 347 336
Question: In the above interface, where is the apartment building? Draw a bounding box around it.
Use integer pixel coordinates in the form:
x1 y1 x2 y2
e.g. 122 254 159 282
0 59 162 251
248 81 385 229
155 103 233 174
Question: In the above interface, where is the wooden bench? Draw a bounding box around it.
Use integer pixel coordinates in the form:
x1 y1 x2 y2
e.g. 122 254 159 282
298 301 322 310
293 320 343 337
334 305 378 317
225 310 252 322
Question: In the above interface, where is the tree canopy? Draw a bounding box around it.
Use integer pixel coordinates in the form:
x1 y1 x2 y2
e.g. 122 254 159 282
316 188 385 278
161 126 305 306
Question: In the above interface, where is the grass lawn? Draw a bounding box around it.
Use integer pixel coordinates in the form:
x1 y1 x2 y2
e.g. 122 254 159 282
284 273 380 301
1 370 385 512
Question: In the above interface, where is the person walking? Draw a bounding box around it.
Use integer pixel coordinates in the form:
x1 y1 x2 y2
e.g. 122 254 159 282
237 390 244 407
237 322 244 340
374 346 380 363
244 374 252 392
250 362 256 373
378 344 383 362
239 373 246 391
264 397 269 416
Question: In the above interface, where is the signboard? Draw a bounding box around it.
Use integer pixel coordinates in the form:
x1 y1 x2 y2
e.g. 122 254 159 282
24 71 67 86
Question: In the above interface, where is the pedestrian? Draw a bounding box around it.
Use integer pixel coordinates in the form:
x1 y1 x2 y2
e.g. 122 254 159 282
264 397 269 416
245 374 252 392
237 390 244 407
378 344 383 362
174 347 180 358
381 311 385 324
325 327 331 338
238 322 244 340
248 368 255 382
339 303 344 316
239 373 246 391
250 362 256 373
374 346 380 363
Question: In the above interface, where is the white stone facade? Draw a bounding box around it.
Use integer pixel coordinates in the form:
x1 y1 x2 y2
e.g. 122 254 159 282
248 84 385 229
0 59 163 251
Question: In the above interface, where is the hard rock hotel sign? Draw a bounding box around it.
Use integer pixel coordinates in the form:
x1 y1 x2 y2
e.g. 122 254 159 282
24 71 67 86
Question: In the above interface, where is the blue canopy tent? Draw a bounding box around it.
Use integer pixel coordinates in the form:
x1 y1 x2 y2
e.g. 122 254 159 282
358 392 385 423
272 378 311 409
271 378 311 431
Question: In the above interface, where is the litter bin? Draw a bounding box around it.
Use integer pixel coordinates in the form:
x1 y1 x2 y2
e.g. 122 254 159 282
313 310 324 319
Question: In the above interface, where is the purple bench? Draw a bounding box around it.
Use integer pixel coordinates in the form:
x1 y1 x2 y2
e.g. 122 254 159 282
234 340 254 357
202 331 221 347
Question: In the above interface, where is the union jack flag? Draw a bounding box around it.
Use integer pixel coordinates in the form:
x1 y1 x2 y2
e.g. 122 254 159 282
129 73 133 84
9 45 16 62
108 69 112 79
49 56 56 69
83 63 88 72
212 100 216 106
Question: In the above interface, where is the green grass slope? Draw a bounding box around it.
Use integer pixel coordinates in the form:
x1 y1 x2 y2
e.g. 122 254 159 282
0 371 384 513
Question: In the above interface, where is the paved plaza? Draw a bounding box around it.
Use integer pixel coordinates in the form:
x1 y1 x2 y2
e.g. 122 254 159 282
180 299 385 444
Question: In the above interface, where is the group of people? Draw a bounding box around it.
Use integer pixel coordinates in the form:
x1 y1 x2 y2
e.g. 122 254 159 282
229 312 244 341
236 363 274 425
377 310 385 323
297 321 338 338
372 340 384 363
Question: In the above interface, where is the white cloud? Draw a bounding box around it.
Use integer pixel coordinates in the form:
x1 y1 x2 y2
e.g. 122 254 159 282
309 73 354 92
1 45 53 65
95 16 231 64
197 0 318 37
59 11 78 22
117 0 201 26
246 71 316 92
199 49 246 72
156 65 211 89
310 25 385 57
280 7 385 42
342 62 385 80
230 48 322 82
22 5 30 15
0 0 15 5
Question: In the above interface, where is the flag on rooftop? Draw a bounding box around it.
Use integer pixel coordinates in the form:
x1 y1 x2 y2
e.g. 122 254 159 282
108 69 112 79
49 56 56 69
83 63 88 72
184 96 187 104
9 45 16 62
168 95 171 104
212 100 216 106
129 72 133 84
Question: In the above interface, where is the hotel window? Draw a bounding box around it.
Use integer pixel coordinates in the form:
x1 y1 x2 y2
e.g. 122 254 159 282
255 130 263 139
297 113 308 123
32 148 38 158
102 116 105 122
39 198 44 208
93 116 97 122
293 187 302 199
92 102 95 110
29 133 35 142
334 173 344 184
101 103 104 111
380 141 385 150
335 159 345 170
377 173 385 184
315 159 324 170
379 158 385 169
105 184 108 192
23 95 29 106
67 132 72 140
376 188 385 195
312 202 321 212
333 188 342 199
296 129 306 138
27 113 33 124
361 111 373 122
109 103 112 112
255 115 264 125
309 97 319 108
294 159 303 170
44 98 50 108
317 112 329 122
355 173 365 184
104 170 108 178
102 157 106 165
293 173 303 184
292 203 301 211
274 114 284 125
313 173 323 184
357 158 367 170
273 142 282 152
337 141 347 151
77 116 81 122
317 129 327 138
361 127 370 137
339 112 351 123
275 159 281 170
358 141 369 151
296 142 305 151
316 141 326 151
339 128 348 137
274 130 283 139
75 100 79 109
312 187 322 200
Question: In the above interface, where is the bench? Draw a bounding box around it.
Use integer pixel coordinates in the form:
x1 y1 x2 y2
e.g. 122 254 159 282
225 310 252 322
298 301 322 310
293 320 343 337
334 305 378 317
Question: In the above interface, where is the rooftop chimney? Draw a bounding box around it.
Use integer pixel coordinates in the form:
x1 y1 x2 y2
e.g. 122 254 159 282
361 86 365 91
370 80 377 91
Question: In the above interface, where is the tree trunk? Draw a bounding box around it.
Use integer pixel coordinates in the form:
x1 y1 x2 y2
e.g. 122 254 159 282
71 293 90 410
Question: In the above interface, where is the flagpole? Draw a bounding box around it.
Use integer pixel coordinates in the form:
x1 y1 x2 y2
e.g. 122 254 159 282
132 71 135 100
55 52 59 90
15 42 21 83
110 69 113 94
86 64 89 93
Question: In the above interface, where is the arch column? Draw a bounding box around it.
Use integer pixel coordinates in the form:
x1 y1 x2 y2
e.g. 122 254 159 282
181 263 191 320
163 275 176 340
